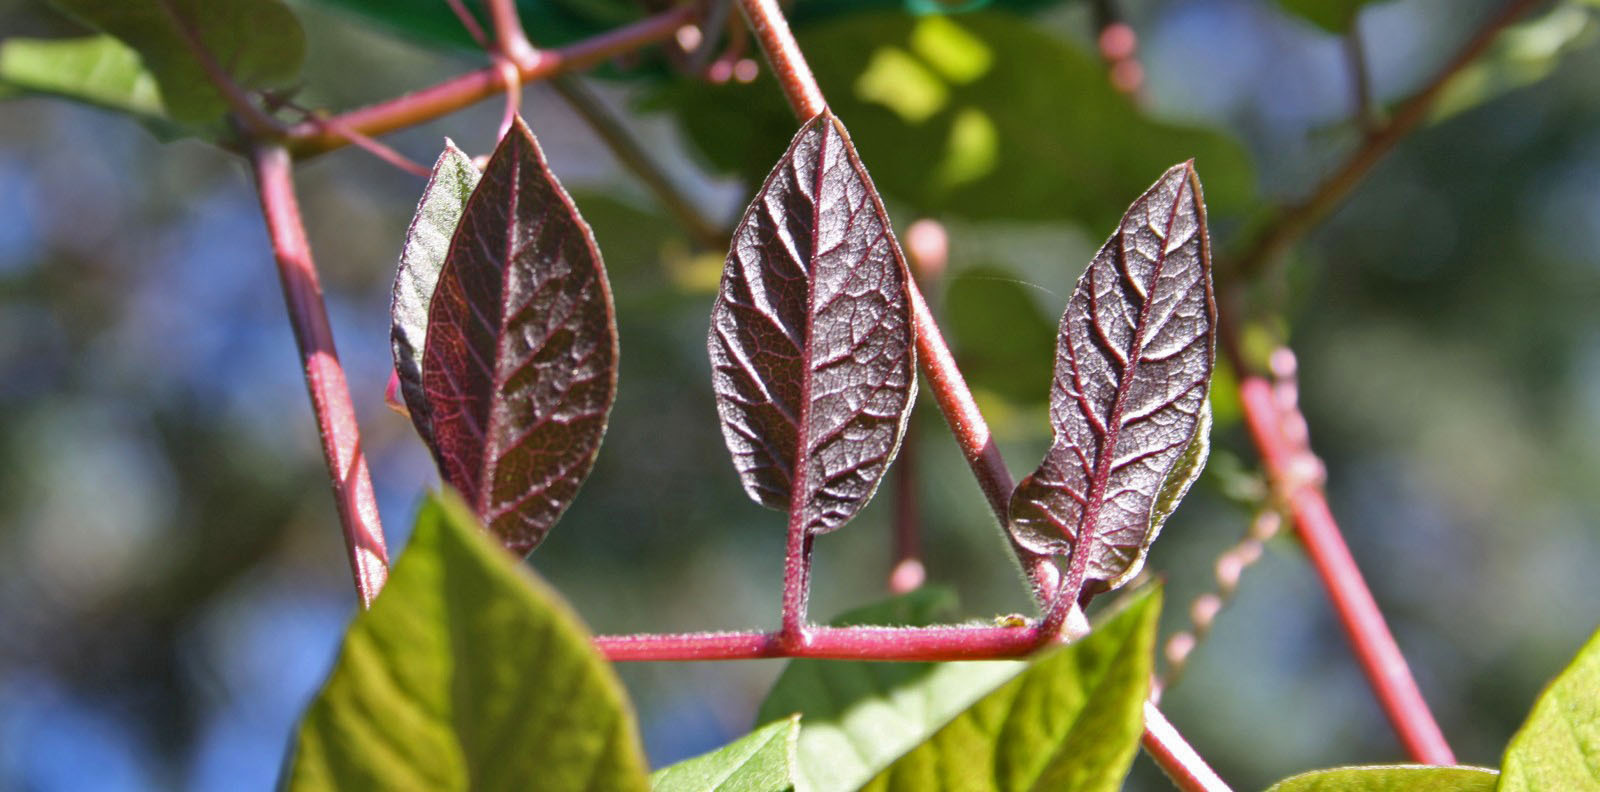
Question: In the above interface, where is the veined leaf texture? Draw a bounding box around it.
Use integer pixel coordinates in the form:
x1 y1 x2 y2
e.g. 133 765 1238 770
393 117 618 555
709 109 917 535
1010 162 1215 591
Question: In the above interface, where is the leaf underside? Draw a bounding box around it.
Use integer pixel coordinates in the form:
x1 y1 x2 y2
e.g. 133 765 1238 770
49 0 306 124
420 116 618 555
1009 162 1215 590
393 140 480 453
709 109 917 535
287 492 649 791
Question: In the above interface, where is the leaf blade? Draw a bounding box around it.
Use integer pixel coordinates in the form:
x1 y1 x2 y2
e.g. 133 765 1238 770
860 587 1162 792
709 109 916 534
1499 625 1600 792
421 117 619 554
392 141 480 453
48 0 305 124
1265 765 1498 792
1009 162 1216 590
286 492 649 792
650 716 799 792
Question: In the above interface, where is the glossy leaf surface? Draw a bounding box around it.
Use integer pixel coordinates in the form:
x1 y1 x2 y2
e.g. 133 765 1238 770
1265 765 1497 792
1499 625 1600 791
709 109 915 535
756 588 1024 792
650 716 799 792
287 492 649 791
392 141 480 453
422 117 618 554
1010 163 1215 590
48 0 305 124
860 587 1161 792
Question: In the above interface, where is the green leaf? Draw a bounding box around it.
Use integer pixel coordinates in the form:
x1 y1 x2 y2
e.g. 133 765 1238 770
0 35 168 123
286 491 649 792
1148 400 1213 561
860 587 1161 792
654 11 1254 229
1274 0 1382 33
1499 625 1600 792
1265 765 1498 791
49 0 305 124
1430 2 1599 124
650 716 799 792
755 588 1027 792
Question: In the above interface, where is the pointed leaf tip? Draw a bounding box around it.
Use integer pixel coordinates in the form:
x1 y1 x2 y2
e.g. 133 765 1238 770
1010 162 1216 590
709 110 917 535
415 117 619 555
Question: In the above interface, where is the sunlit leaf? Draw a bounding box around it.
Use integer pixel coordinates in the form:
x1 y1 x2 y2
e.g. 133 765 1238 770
860 587 1161 792
655 12 1253 229
1430 2 1599 124
1009 163 1215 591
756 588 1026 792
1264 765 1498 791
287 492 649 791
650 716 799 792
421 116 618 554
709 109 916 535
1499 625 1600 791
0 35 177 134
48 0 305 124
391 141 480 453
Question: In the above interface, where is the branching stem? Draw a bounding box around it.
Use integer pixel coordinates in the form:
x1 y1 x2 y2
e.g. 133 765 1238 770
250 144 390 607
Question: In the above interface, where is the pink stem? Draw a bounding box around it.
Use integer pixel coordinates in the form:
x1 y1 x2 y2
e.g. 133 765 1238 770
485 0 539 69
250 144 391 607
284 5 697 156
597 623 1048 662
1142 701 1233 792
1238 375 1454 765
736 0 826 118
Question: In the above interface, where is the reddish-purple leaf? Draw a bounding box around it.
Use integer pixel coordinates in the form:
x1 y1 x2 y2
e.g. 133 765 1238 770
1009 162 1215 591
709 109 916 535
418 117 618 555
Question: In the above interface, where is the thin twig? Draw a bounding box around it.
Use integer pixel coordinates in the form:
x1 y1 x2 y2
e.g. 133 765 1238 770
1344 20 1378 134
1228 0 1543 283
1237 354 1454 765
290 107 430 178
250 143 390 607
597 622 1050 662
285 5 697 157
444 0 489 48
485 0 539 69
550 75 729 250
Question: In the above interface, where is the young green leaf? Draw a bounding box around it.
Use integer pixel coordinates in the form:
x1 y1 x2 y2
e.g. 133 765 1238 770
48 0 305 124
650 716 799 792
421 117 618 555
1010 162 1215 593
0 36 172 129
860 587 1162 792
756 588 1025 792
391 141 480 453
286 492 649 792
1499 625 1600 791
1264 765 1498 792
709 109 916 536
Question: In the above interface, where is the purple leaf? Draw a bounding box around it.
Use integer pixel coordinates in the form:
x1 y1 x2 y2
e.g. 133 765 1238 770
419 117 618 555
1010 162 1215 592
709 109 916 535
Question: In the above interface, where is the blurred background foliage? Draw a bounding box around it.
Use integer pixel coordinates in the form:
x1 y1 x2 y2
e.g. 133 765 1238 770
1 0 1599 789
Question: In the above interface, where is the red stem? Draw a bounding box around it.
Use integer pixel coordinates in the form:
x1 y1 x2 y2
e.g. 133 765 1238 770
284 6 696 156
597 623 1049 662
1238 375 1454 765
250 144 391 607
485 0 539 69
1142 701 1232 792
736 0 827 118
